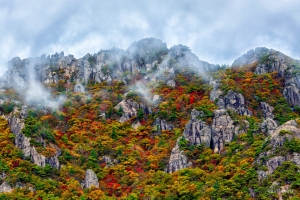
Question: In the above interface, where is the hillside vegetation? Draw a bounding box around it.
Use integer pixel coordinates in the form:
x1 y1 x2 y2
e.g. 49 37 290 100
0 39 300 199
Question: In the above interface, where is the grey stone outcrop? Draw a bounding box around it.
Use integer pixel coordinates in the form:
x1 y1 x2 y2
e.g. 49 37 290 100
83 169 99 189
217 90 252 116
260 102 278 135
114 99 152 122
167 91 252 173
211 109 242 153
255 119 300 179
153 117 174 135
183 109 211 146
101 156 118 167
0 181 12 193
4 106 60 168
166 139 192 173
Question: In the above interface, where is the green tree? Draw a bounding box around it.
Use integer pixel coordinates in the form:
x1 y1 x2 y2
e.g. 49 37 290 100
137 108 144 120
88 150 98 168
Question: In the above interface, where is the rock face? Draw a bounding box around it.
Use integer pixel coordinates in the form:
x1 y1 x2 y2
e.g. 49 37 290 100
209 79 223 102
261 102 274 119
101 156 118 167
211 90 251 153
260 102 278 135
153 117 174 135
217 90 252 116
255 119 300 179
167 91 252 173
0 181 12 193
260 119 278 136
211 109 242 153
183 109 211 146
83 169 99 189
283 81 300 107
4 106 60 168
114 99 152 122
167 109 209 173
166 139 192 173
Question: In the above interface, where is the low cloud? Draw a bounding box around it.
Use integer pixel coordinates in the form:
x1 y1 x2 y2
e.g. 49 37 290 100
24 61 66 110
1 0 300 76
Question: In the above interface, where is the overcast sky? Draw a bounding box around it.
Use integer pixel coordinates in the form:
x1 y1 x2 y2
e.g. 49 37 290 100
1 0 300 75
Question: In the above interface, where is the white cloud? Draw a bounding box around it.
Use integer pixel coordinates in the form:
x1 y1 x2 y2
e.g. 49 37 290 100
1 0 300 76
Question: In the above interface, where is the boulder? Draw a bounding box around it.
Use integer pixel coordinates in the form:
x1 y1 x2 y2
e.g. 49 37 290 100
167 80 176 88
101 156 118 167
0 172 6 180
74 83 85 92
0 181 12 193
132 121 141 130
83 169 99 189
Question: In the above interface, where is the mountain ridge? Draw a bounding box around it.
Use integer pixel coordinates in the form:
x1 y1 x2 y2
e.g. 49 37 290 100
1 38 300 199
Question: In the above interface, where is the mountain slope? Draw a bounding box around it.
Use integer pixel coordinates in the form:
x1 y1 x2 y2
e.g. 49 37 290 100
0 38 300 199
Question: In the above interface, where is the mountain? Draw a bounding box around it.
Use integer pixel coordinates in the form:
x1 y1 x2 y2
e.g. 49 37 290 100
0 38 300 199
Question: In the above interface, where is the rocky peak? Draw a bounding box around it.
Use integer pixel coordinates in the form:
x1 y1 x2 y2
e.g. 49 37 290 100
169 45 220 73
232 47 271 67
127 37 168 64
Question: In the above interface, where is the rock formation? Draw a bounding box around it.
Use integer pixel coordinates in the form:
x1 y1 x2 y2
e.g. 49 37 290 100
211 109 242 153
255 119 300 179
0 182 12 193
166 138 192 173
153 117 174 135
183 109 211 146
4 105 60 168
83 169 99 189
233 47 300 108
167 89 253 172
114 99 152 122
209 79 223 102
260 102 278 135
217 90 252 116
101 156 118 167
